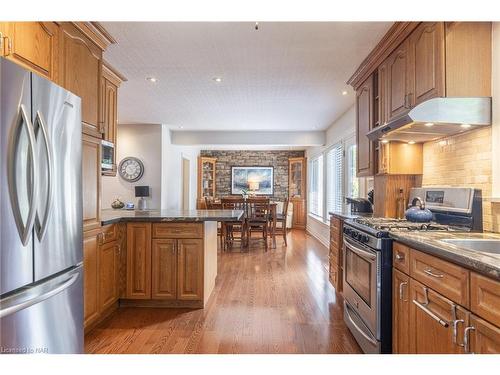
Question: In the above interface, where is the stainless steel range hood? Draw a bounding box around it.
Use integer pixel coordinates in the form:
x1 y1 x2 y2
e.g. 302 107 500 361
366 97 492 143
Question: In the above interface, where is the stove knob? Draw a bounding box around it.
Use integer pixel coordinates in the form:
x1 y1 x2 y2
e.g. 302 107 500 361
362 235 369 243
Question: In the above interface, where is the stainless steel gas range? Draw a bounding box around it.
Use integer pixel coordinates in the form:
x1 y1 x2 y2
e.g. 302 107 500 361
342 187 483 354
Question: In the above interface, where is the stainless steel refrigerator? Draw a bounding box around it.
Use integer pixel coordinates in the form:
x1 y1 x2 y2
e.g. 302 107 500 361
0 58 83 354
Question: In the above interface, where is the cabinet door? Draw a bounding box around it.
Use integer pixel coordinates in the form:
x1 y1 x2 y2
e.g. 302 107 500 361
59 23 102 137
99 240 119 312
152 239 177 300
409 22 445 105
2 22 59 81
469 315 500 354
82 134 101 231
392 269 410 353
409 278 468 353
387 39 412 122
177 239 204 301
355 75 374 176
83 231 99 328
126 223 152 299
291 198 306 229
104 79 117 144
377 60 389 126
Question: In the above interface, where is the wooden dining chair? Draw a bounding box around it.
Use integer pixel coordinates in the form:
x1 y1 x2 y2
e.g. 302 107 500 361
246 198 270 251
221 197 246 251
275 197 289 246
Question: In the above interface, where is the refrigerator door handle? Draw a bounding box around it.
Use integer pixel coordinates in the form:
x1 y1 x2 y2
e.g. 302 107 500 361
7 104 38 246
33 110 54 241
0 272 79 319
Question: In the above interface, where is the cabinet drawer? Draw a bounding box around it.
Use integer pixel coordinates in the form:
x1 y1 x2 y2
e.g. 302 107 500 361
471 272 500 328
393 242 410 274
101 224 118 244
152 223 203 239
410 250 469 307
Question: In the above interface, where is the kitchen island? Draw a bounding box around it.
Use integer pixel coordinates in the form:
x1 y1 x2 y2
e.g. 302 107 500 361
83 209 244 331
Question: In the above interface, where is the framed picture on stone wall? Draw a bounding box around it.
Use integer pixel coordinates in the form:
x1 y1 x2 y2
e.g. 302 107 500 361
231 166 274 195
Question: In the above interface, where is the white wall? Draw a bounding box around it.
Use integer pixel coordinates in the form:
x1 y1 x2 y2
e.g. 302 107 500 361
102 124 162 209
492 22 500 198
305 105 357 247
161 126 200 210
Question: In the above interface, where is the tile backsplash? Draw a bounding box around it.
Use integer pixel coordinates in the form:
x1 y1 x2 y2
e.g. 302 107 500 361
422 127 499 232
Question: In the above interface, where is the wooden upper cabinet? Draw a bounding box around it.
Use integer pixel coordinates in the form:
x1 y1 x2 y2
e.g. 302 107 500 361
101 62 125 177
59 23 103 137
409 22 445 105
386 39 412 122
177 239 204 301
356 75 374 177
152 239 178 300
126 223 152 299
0 22 59 81
82 134 101 232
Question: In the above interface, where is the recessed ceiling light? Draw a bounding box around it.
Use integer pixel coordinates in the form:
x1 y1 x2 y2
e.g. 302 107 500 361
408 141 416 145
425 122 434 127
461 124 471 128
146 77 158 83
438 140 448 147
213 77 222 83
178 125 184 129
381 139 389 144
342 91 348 96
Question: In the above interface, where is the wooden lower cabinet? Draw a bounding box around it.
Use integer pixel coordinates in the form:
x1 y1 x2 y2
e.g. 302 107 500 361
329 215 343 292
409 278 468 354
99 239 120 312
83 229 100 328
152 239 177 300
468 315 500 354
392 269 410 353
177 239 204 300
127 222 204 303
392 241 500 354
126 223 152 299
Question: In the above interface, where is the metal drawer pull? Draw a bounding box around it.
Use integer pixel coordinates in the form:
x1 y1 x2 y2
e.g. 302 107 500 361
399 281 408 301
412 299 449 327
464 326 476 354
423 268 444 278
395 253 405 261
451 304 465 347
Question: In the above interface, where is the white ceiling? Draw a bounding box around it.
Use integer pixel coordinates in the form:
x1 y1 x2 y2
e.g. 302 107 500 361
103 22 392 131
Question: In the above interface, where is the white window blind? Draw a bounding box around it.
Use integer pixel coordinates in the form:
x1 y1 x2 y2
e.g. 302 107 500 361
308 155 323 217
346 143 359 199
326 144 344 214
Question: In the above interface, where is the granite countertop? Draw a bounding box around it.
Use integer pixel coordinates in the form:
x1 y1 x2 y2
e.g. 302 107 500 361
390 231 500 280
101 209 245 225
329 210 373 221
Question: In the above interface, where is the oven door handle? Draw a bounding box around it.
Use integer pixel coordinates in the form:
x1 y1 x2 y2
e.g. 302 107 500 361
344 236 377 261
345 302 378 346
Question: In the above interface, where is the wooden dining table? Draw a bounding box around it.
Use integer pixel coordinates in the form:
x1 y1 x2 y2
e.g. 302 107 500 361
210 199 278 249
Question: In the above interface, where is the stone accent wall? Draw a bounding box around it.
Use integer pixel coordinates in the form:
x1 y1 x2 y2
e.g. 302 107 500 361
422 127 500 232
200 150 305 199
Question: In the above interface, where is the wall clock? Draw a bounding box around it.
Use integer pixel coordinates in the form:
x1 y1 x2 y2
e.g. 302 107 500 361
118 157 144 182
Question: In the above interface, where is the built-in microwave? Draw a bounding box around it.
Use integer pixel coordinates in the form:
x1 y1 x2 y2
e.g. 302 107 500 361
101 140 115 171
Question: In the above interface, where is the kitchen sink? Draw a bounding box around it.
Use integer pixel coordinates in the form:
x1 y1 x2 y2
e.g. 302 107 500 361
440 239 500 254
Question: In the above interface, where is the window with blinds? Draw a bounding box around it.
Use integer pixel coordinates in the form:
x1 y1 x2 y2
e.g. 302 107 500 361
308 155 323 217
326 144 344 214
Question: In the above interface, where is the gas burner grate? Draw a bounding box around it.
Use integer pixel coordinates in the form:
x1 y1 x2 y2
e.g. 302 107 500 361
353 218 458 232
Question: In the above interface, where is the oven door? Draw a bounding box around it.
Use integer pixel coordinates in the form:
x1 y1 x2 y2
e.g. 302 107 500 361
342 234 380 337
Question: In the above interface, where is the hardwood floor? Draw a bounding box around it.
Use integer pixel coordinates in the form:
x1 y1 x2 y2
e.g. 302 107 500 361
84 230 362 354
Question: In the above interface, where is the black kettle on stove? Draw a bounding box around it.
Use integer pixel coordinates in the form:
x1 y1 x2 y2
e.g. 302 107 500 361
346 196 373 214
